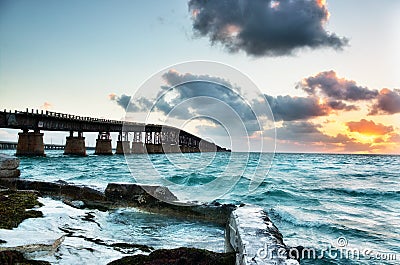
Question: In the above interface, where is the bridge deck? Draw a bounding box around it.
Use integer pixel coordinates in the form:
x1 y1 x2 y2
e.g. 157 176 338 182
0 109 230 153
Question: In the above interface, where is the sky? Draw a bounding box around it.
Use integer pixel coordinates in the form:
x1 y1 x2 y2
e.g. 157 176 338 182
0 0 399 154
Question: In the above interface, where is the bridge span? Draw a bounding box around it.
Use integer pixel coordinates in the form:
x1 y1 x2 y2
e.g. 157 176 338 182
0 109 229 156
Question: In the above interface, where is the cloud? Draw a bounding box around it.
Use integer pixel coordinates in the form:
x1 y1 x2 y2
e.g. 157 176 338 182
346 119 394 136
40 102 53 110
109 93 131 109
265 95 327 121
264 94 357 121
273 121 347 143
109 93 152 111
368 88 400 115
271 121 375 152
108 93 117 101
155 71 264 132
326 100 358 111
388 133 400 143
109 71 267 132
188 0 348 56
298 70 378 101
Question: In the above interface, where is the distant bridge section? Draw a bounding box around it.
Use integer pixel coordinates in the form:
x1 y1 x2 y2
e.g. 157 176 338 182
0 109 230 156
0 141 97 151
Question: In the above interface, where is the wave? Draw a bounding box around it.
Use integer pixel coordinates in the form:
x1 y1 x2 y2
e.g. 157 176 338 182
325 187 400 198
302 186 400 199
267 208 329 229
165 173 216 186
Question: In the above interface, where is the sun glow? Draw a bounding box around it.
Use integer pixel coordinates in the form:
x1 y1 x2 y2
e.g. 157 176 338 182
351 133 377 144
270 1 280 9
224 24 241 37
316 0 326 8
191 8 200 18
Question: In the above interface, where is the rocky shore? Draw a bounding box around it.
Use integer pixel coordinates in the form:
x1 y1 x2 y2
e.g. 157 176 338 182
0 154 298 265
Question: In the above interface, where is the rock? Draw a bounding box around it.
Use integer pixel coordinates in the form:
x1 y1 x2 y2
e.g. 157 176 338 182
0 236 65 255
62 199 85 209
0 179 235 224
0 250 50 265
105 183 178 204
0 190 43 229
0 154 19 170
107 247 236 265
0 169 20 178
0 178 108 210
105 183 235 225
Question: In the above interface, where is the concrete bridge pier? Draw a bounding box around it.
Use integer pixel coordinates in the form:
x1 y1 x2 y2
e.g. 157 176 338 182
16 129 45 156
64 131 86 156
131 142 145 153
95 132 112 155
116 132 130 154
131 132 145 154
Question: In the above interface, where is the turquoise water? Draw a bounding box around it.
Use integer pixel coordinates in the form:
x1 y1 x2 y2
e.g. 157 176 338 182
1 150 399 264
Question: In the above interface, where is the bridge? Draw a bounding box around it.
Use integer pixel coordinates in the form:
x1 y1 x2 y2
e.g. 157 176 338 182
0 109 230 156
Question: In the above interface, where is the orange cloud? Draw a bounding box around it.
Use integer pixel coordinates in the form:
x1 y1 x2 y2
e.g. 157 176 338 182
40 102 53 110
346 119 393 136
316 0 326 8
108 93 117 100
388 133 400 143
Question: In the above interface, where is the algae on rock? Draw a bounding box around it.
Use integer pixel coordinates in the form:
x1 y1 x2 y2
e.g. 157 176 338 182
0 190 43 229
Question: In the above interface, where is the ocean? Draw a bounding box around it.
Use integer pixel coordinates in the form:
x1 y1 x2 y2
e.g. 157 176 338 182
0 150 399 264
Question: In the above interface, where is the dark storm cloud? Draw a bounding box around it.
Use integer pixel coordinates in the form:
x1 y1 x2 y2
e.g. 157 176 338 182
265 95 327 121
188 0 348 56
108 71 264 132
109 93 131 109
110 70 366 127
155 71 262 131
369 88 400 115
298 70 378 101
264 94 356 121
327 100 358 111
109 93 152 112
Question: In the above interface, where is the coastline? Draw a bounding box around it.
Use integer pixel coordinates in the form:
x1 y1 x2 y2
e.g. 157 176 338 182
0 175 298 265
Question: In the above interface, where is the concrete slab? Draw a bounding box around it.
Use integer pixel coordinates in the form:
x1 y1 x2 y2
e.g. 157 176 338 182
228 205 299 265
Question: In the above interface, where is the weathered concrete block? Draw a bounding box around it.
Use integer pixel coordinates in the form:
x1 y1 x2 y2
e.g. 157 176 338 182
228 205 299 265
0 169 20 178
0 154 20 170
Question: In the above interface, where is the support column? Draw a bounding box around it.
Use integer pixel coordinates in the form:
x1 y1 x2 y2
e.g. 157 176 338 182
64 131 86 156
16 130 45 156
131 132 145 154
146 131 163 154
131 142 145 153
95 132 112 155
116 132 130 154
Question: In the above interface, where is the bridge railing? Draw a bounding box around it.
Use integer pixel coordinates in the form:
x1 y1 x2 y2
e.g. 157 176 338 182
2 108 123 124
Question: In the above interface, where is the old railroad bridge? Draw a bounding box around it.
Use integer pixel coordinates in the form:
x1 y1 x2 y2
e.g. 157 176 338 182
0 109 229 156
